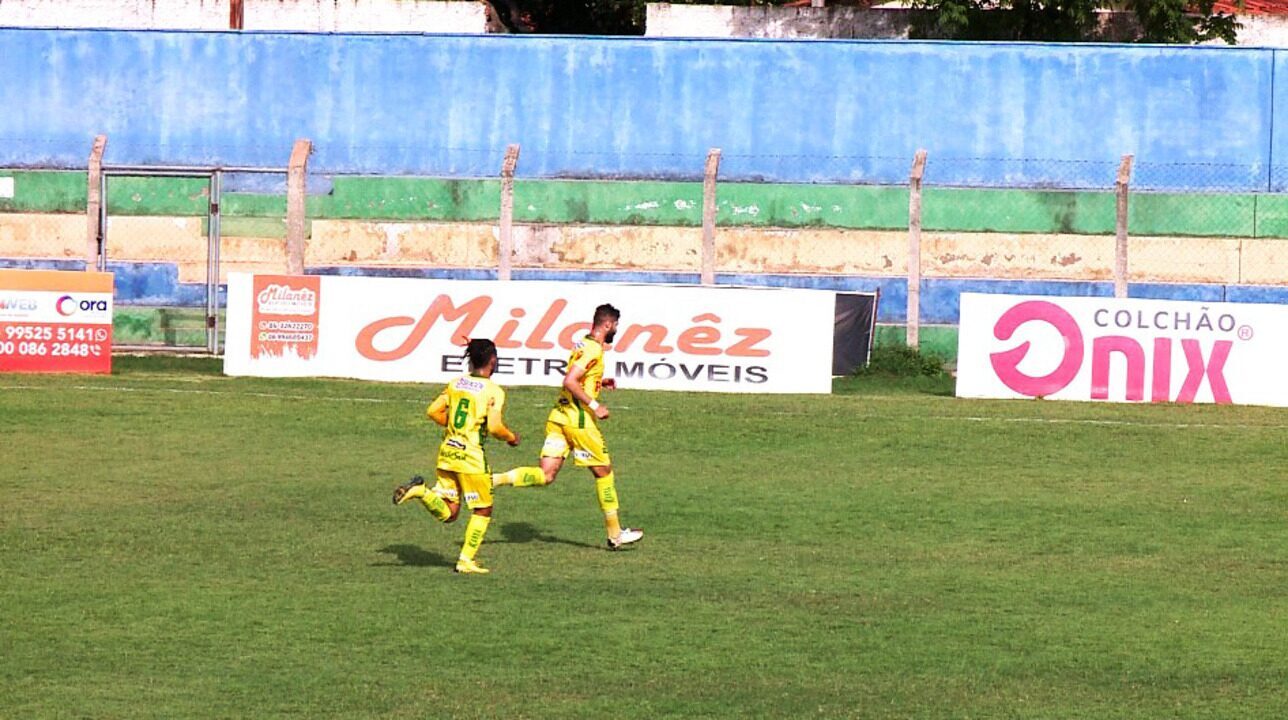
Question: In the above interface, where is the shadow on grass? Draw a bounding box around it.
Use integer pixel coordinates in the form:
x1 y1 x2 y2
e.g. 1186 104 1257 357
373 544 455 569
497 521 601 550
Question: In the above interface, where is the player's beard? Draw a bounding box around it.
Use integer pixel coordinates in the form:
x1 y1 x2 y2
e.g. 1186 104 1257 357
605 329 617 344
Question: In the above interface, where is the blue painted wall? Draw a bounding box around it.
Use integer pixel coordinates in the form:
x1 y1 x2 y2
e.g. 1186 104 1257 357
0 29 1279 189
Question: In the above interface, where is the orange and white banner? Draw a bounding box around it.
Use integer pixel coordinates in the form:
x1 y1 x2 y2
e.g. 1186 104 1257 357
223 274 836 393
0 269 113 374
250 274 321 360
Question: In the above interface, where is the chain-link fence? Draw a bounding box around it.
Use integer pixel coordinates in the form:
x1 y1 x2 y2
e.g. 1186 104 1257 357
4 141 1286 357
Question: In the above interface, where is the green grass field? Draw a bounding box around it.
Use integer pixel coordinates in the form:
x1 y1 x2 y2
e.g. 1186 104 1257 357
2 358 1286 719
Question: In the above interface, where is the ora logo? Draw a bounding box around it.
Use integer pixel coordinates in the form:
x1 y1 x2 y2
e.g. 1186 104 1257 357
56 295 109 317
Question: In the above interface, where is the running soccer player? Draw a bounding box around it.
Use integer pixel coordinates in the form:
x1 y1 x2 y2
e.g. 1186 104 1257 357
392 338 520 575
493 303 643 550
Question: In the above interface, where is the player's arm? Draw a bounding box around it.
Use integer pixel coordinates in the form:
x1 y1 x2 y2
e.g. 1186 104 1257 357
426 390 449 427
486 393 520 446
564 364 609 419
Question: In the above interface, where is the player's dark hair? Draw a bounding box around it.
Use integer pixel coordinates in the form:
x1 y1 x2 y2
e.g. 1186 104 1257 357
593 303 620 327
464 338 497 372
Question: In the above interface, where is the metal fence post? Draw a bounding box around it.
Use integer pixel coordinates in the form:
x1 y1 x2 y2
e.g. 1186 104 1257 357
907 149 928 350
1114 154 1134 299
702 148 722 286
86 135 107 271
499 144 521 282
208 170 223 354
286 139 312 275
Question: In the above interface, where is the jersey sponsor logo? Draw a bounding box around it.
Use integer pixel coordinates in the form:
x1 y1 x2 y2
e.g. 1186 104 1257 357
434 485 459 501
445 438 467 450
454 377 485 392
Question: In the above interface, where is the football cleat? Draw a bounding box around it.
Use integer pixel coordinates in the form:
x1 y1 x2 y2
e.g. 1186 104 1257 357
454 558 490 574
392 475 426 506
607 527 644 550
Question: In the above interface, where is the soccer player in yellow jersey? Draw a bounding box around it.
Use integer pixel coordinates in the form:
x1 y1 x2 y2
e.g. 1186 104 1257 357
392 338 521 574
493 303 643 550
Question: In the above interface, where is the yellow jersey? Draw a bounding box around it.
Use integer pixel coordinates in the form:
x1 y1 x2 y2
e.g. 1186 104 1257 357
548 335 605 428
427 374 517 474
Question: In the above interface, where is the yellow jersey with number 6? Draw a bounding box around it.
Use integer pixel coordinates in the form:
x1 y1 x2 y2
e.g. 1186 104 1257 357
548 335 605 428
428 374 516 474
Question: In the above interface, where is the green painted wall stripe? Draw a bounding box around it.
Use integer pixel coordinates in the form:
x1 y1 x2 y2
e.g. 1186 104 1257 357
221 217 290 239
873 325 959 362
324 177 500 221
1 169 1285 239
0 171 87 213
518 180 701 226
719 184 909 229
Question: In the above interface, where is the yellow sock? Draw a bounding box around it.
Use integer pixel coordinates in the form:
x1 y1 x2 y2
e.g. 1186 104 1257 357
459 513 492 562
595 473 622 538
493 466 547 488
419 492 452 522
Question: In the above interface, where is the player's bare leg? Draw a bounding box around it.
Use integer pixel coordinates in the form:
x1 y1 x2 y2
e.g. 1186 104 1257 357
591 464 642 550
539 456 563 485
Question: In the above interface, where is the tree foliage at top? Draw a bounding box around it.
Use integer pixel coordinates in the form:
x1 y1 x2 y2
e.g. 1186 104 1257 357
485 0 820 35
482 0 1241 43
909 0 1240 44
486 0 646 35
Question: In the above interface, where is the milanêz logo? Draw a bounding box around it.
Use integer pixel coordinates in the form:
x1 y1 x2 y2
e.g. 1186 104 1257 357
989 300 1241 404
355 295 773 362
256 284 317 316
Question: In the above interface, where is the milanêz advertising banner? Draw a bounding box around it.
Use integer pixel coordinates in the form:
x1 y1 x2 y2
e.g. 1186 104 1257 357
0 269 113 374
957 293 1288 407
225 274 852 394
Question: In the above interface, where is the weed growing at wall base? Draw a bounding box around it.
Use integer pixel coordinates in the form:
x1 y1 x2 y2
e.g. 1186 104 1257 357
857 343 948 377
1 359 1286 718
